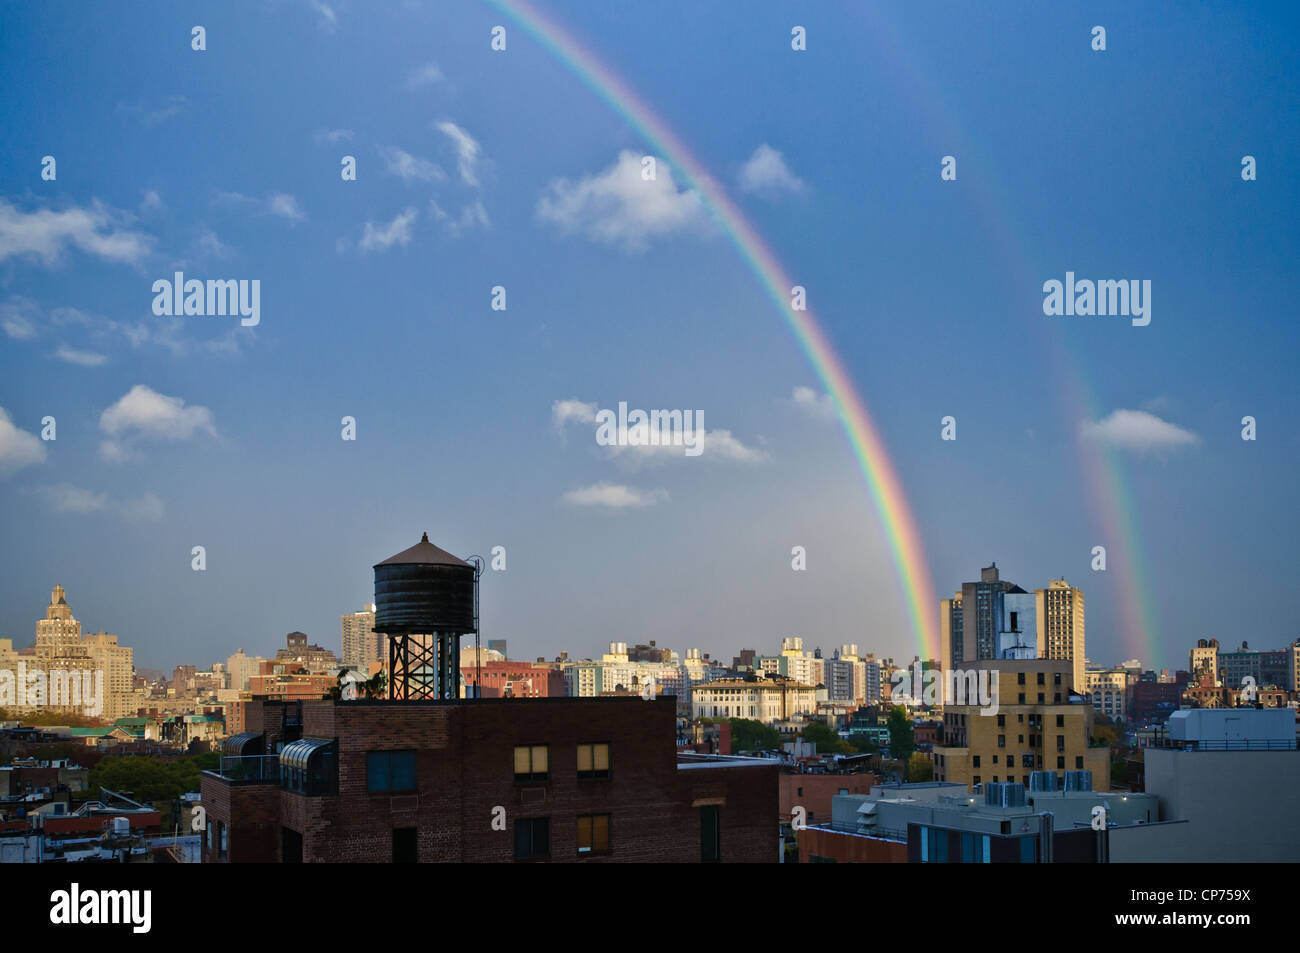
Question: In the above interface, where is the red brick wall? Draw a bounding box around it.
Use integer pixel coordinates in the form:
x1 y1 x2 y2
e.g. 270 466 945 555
205 697 780 863
780 773 877 826
797 826 907 863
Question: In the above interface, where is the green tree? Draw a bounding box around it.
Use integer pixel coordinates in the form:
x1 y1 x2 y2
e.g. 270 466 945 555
799 721 853 754
728 718 780 753
887 706 915 761
905 751 933 782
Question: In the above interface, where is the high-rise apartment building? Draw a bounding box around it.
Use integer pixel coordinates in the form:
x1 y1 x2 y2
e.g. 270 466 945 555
83 631 135 720
340 605 380 671
941 568 1086 695
1035 579 1085 693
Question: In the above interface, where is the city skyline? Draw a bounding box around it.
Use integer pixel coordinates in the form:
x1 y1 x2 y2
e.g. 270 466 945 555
2 2 1297 674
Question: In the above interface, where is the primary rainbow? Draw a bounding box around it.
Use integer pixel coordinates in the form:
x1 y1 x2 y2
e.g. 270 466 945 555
488 0 940 657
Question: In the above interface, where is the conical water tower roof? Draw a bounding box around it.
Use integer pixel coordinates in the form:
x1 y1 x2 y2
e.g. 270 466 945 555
374 532 470 568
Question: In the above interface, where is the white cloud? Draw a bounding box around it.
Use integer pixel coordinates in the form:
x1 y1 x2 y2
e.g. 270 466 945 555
1 298 38 340
429 200 489 235
140 190 165 213
34 483 108 514
314 128 353 145
0 408 47 474
552 398 767 464
407 63 444 88
552 399 598 429
269 193 306 223
537 150 705 252
790 386 836 420
359 208 418 252
195 227 230 259
215 191 305 224
308 0 337 31
738 144 805 196
54 344 108 367
0 199 152 267
435 121 482 186
119 492 165 522
1081 409 1200 453
382 147 446 184
29 483 164 521
562 482 668 509
99 385 217 450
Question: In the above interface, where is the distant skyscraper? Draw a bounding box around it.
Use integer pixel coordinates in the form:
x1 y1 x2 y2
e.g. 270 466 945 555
341 606 378 670
941 564 1030 671
1036 579 1085 693
487 639 507 657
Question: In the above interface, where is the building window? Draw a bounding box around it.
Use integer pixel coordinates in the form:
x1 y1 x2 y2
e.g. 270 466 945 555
392 827 417 863
576 814 611 855
972 775 981 785
1037 672 1045 685
992 755 998 764
1054 673 1062 686
367 750 416 793
972 756 980 768
577 743 610 780
701 805 721 863
1076 756 1084 769
1018 672 1026 685
1057 756 1065 769
514 817 550 859
218 821 227 860
997 735 1005 748
1056 714 1064 727
513 744 549 782
996 714 1005 727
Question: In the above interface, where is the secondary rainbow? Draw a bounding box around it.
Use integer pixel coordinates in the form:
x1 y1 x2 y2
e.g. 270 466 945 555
488 0 940 657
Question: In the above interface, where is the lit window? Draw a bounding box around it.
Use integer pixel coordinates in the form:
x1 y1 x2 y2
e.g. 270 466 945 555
514 745 549 782
576 814 610 854
577 743 611 780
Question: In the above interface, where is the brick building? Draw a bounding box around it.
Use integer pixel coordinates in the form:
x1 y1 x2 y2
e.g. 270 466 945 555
201 695 778 863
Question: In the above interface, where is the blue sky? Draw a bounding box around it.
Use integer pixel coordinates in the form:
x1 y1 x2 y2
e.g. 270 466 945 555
1 1 1296 672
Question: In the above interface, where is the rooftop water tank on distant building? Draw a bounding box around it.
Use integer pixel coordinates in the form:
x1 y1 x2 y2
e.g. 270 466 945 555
373 533 477 701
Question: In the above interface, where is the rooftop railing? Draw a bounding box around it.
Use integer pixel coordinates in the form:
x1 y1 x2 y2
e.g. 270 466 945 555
213 754 280 782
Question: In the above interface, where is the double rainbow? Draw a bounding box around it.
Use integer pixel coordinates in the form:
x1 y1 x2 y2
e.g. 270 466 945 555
489 0 940 658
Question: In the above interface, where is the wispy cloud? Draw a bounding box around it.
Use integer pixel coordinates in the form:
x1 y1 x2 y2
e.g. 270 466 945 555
382 147 446 184
357 208 418 252
1081 409 1200 453
562 482 668 509
406 63 444 88
790 386 836 420
1 297 39 340
537 151 705 253
314 128 353 145
53 344 108 367
0 199 153 267
28 483 165 521
116 96 186 127
214 191 306 224
429 199 489 235
435 121 482 186
738 144 805 197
